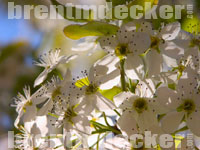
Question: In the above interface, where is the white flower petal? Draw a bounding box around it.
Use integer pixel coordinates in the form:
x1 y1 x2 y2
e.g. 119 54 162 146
23 105 37 124
117 110 138 137
148 98 169 114
78 95 96 115
129 32 151 54
14 110 24 128
73 115 91 135
138 21 154 35
104 136 131 150
62 69 72 84
114 92 133 107
161 111 184 134
156 87 181 110
99 69 120 90
177 77 198 98
160 22 181 41
186 111 200 137
185 47 200 71
88 65 97 83
136 79 156 98
34 116 49 135
162 54 179 68
146 50 163 77
72 37 98 52
161 41 184 58
95 92 116 115
94 54 120 73
34 69 48 87
99 36 118 53
32 88 48 105
37 99 53 116
59 54 78 64
125 55 144 80
117 22 136 44
153 72 178 84
137 110 158 132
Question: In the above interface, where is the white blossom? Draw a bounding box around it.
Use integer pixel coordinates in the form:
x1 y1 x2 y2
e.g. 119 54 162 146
75 66 116 115
138 22 183 76
156 72 200 136
34 49 77 87
114 80 164 137
11 86 46 128
99 22 151 79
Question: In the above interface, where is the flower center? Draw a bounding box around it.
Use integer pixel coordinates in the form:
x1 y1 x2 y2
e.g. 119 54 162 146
85 83 99 95
150 36 160 48
64 107 77 125
115 44 129 57
23 100 33 112
150 36 162 53
52 86 61 99
133 98 148 113
190 38 200 48
178 65 185 72
183 99 195 113
177 99 196 114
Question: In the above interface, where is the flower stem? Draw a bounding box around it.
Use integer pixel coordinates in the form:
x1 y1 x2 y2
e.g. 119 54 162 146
96 134 101 150
120 59 127 91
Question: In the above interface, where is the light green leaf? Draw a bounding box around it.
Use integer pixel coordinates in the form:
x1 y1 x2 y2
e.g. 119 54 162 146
63 21 119 40
168 83 176 90
100 86 122 101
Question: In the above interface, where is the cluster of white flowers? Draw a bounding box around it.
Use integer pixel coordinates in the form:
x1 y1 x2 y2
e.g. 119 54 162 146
12 21 200 150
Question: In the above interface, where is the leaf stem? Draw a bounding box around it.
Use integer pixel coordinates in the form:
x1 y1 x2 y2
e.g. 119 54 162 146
120 59 127 91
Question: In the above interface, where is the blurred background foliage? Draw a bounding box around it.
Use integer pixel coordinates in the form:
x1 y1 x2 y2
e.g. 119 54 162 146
0 0 199 149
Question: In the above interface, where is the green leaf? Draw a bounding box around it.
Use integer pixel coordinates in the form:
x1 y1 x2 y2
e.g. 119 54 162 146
51 0 93 22
63 21 119 40
168 83 176 90
100 86 122 101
